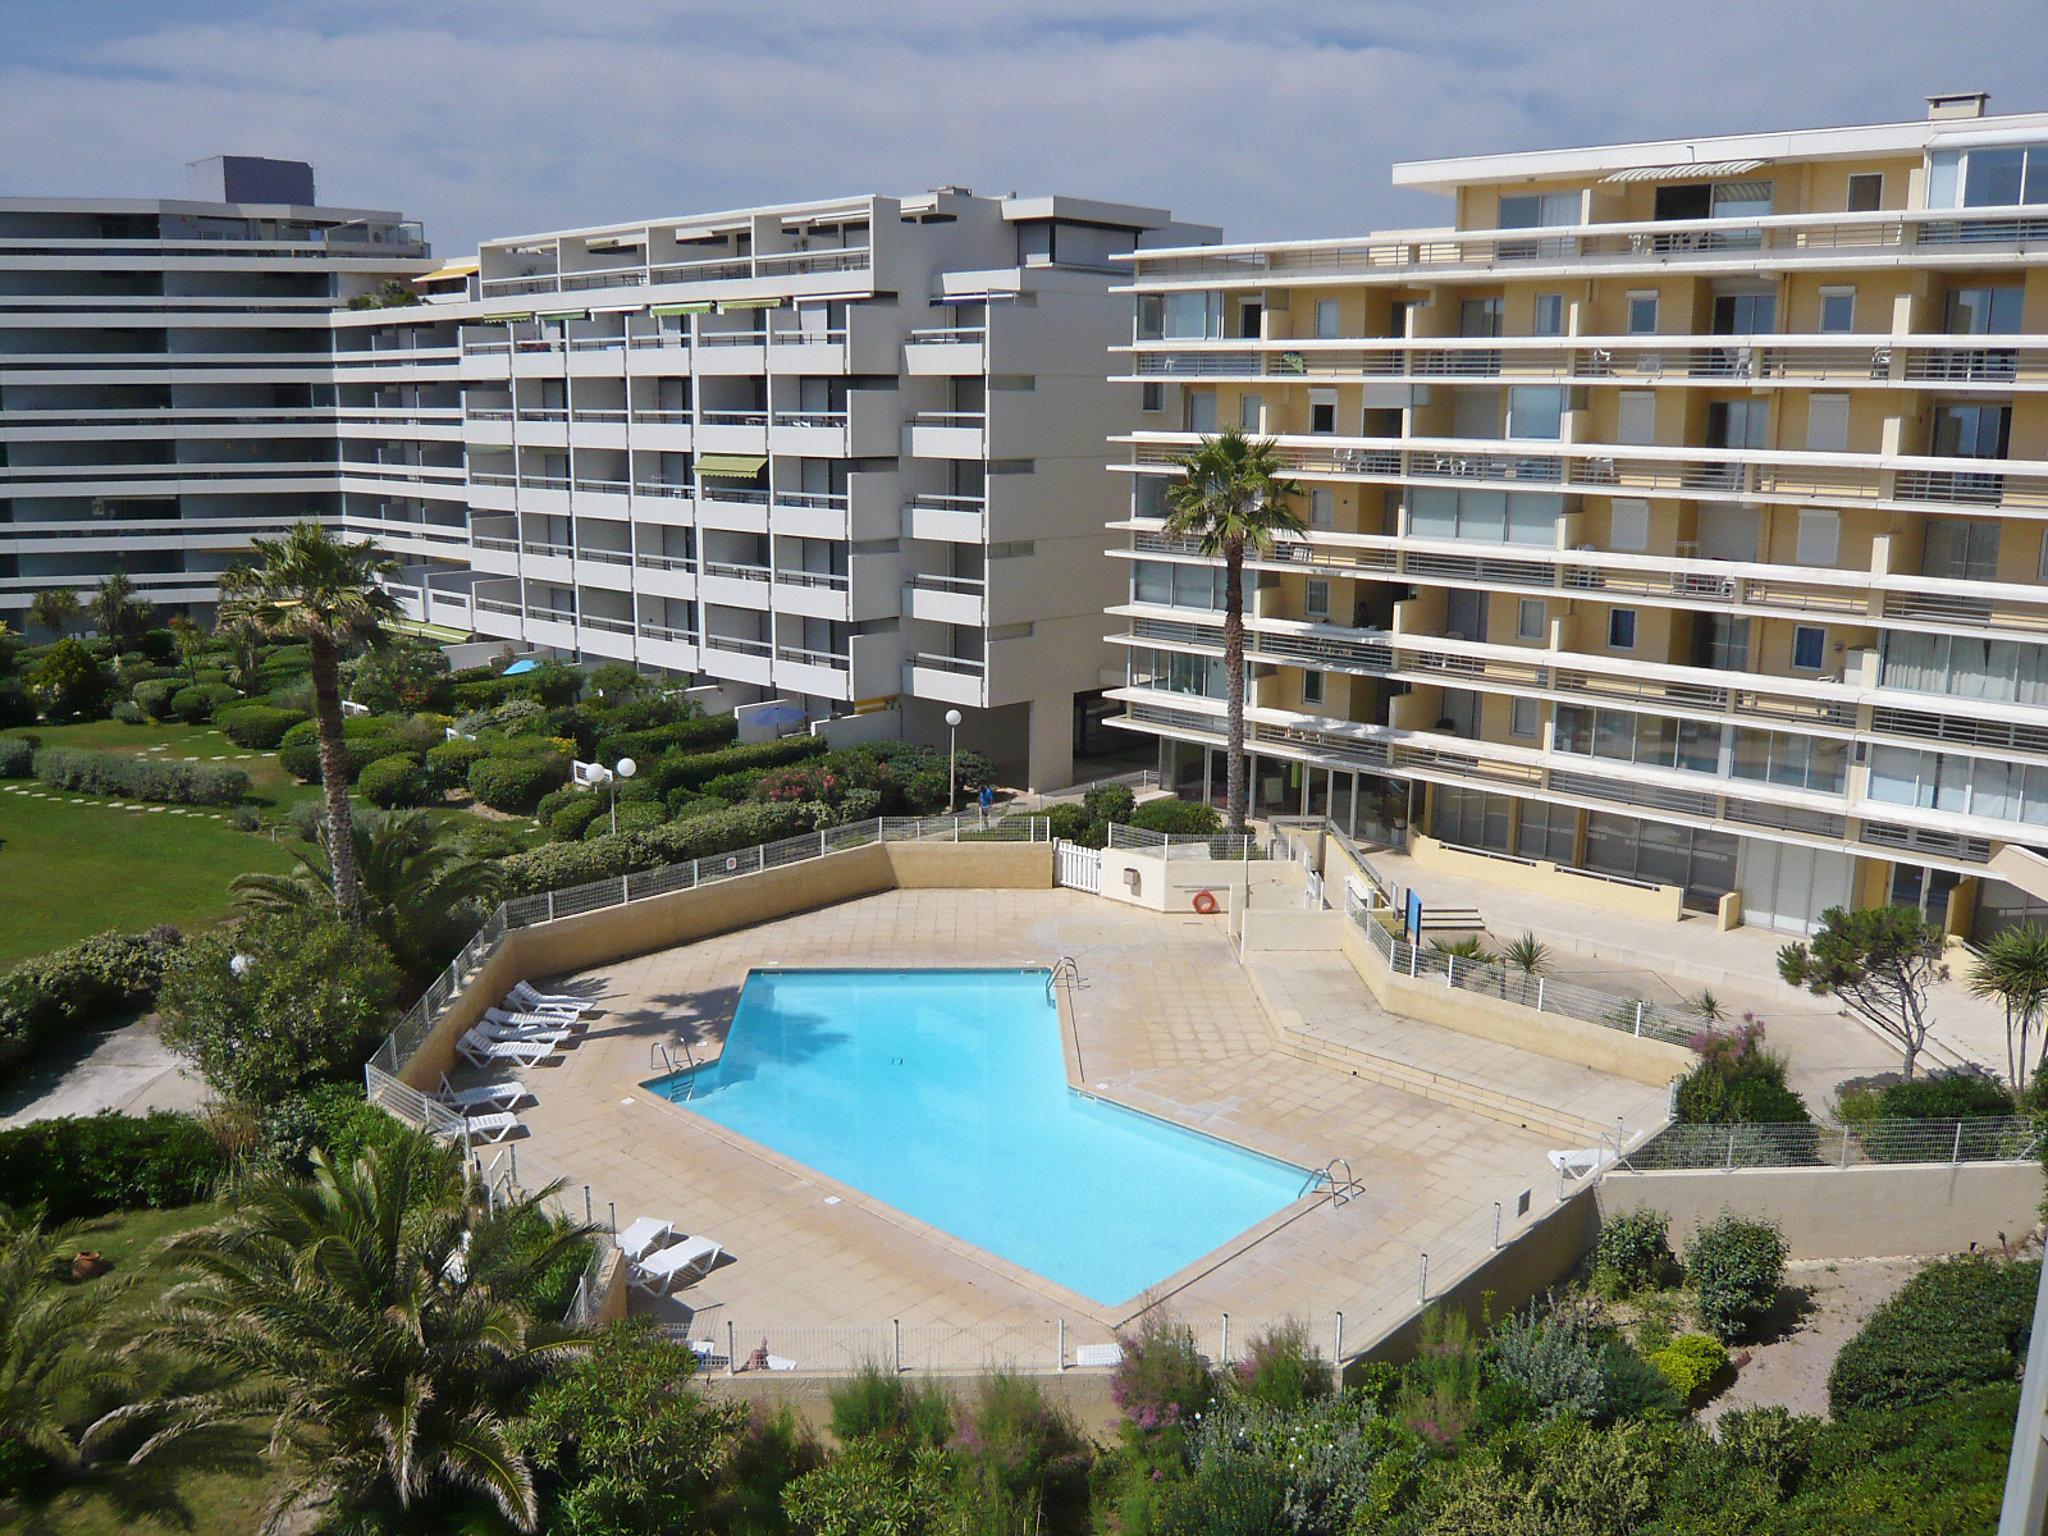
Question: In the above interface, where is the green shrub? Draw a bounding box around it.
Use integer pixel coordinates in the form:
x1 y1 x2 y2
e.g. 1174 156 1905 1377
276 715 409 783
214 702 307 749
467 746 570 813
0 1110 226 1220
1129 796 1223 836
0 737 33 777
827 1363 953 1446
1673 1016 1816 1162
1685 1215 1788 1342
136 627 177 663
1229 1319 1332 1412
423 735 488 790
356 751 432 809
110 700 144 724
1717 1404 1818 1496
1595 1208 1673 1292
499 800 823 896
32 746 247 805
1647 1333 1728 1405
550 793 608 842
130 677 180 721
1484 1298 1612 1424
592 713 738 764
1113 1313 1215 1435
1827 1256 2037 1418
169 681 238 723
644 734 827 798
608 800 666 836
1596 1336 1686 1422
1836 1067 2016 1123
0 927 184 1075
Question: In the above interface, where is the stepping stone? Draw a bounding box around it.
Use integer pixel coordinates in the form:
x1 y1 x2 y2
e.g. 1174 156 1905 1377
169 808 186 816
183 756 198 762
210 754 227 761
147 745 167 752
147 806 165 814
71 798 87 804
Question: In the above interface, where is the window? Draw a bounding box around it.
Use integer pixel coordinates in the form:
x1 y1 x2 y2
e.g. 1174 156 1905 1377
1163 290 1222 340
1931 143 2048 208
1880 631 2048 706
1608 609 1638 650
1609 498 1650 551
1309 387 1337 434
1806 393 1851 453
1933 402 2012 459
1698 614 1750 670
1846 172 1884 212
1238 393 1263 432
1237 299 1263 340
1709 398 1769 450
1407 487 1563 546
1510 697 1540 738
1139 382 1163 413
1796 509 1840 566
1516 598 1547 641
1499 191 1581 228
1924 518 2001 580
1792 625 1827 671
1301 670 1325 706
1712 292 1777 334
1819 287 1856 333
1461 297 1504 338
1305 578 1329 619
1135 294 1164 340
1507 385 1565 440
1315 299 1340 339
1616 391 1655 446
1532 293 1565 336
1947 284 2024 335
1308 488 1334 529
1185 391 1216 434
1627 292 1659 334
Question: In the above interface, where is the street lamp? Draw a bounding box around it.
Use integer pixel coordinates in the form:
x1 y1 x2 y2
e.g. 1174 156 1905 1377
944 708 963 814
229 953 252 979
608 757 637 835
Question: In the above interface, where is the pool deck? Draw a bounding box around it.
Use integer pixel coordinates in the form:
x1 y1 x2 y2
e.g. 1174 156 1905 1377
470 887 1653 1368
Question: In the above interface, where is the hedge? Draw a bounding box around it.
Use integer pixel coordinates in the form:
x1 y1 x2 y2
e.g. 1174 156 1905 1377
215 702 308 749
467 747 571 813
549 793 608 842
0 927 185 1075
1828 1256 2038 1418
0 1111 227 1220
499 799 824 896
424 736 489 790
0 737 32 778
278 716 409 784
170 682 240 723
33 746 248 806
1129 797 1224 836
1685 1215 1788 1343
131 678 180 721
357 751 434 808
592 713 739 765
645 735 827 797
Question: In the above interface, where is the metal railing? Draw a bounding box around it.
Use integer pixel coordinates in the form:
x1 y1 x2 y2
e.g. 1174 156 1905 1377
1623 1115 2043 1171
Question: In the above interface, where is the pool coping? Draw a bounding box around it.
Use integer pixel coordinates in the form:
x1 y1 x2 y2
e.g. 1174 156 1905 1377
621 962 1347 1325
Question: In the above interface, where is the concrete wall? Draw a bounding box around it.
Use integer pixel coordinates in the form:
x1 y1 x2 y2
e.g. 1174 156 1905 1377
885 840 1051 888
1408 835 1686 923
1597 1161 2045 1259
1241 908 1349 952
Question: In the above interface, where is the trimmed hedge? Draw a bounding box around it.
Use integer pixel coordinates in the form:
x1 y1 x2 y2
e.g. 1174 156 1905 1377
131 678 180 721
0 737 32 777
550 793 608 842
170 682 239 723
591 712 739 765
278 716 408 784
467 747 570 813
215 702 308 749
1129 797 1224 836
33 746 248 806
424 736 489 790
1828 1256 2038 1418
645 735 827 797
1685 1215 1788 1343
0 1111 227 1220
0 927 185 1074
357 751 433 808
499 799 824 896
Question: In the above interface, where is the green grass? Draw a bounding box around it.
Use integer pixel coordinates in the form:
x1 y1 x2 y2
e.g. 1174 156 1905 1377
2 718 320 815
0 1203 284 1536
0 791 298 966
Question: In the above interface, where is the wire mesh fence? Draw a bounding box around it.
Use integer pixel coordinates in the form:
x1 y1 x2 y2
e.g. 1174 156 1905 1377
1623 1115 2044 1170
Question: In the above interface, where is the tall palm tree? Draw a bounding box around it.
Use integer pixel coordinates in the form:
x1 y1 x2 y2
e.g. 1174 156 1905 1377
1967 922 2048 1094
117 1134 591 1534
0 1204 126 1479
1162 430 1304 834
26 587 81 641
91 570 150 648
218 524 398 925
232 809 505 979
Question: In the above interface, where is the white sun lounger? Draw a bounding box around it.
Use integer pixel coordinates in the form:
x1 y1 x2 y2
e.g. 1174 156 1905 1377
628 1235 724 1294
484 1006 585 1034
476 1017 572 1049
456 1028 557 1068
462 1111 521 1144
613 1217 674 1261
1072 1343 1124 1369
509 980 595 1015
436 1074 525 1112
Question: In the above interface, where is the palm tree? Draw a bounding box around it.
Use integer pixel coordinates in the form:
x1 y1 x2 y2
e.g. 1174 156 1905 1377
0 1204 126 1478
118 1134 590 1534
27 587 81 641
216 611 268 696
166 614 209 685
1502 932 1551 1005
1162 430 1304 834
91 570 150 648
232 809 505 979
1967 922 2048 1095
217 524 398 925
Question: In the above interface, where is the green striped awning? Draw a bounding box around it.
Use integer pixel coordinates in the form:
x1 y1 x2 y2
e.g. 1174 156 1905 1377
718 297 782 311
651 301 712 316
540 309 588 322
480 311 533 323
695 453 768 478
385 617 472 644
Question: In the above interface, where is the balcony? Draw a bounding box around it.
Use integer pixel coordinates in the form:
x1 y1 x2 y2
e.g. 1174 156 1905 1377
769 487 849 540
766 326 848 375
480 246 872 301
772 563 851 621
904 651 988 707
903 492 986 544
771 408 848 456
904 325 987 375
903 411 986 460
700 631 775 685
903 572 987 626
774 644 854 700
698 560 773 610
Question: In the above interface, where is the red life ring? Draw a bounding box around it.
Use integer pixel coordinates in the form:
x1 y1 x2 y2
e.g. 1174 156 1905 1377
1192 889 1219 915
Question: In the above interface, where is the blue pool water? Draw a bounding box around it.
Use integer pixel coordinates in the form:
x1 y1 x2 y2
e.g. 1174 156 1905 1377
646 968 1308 1306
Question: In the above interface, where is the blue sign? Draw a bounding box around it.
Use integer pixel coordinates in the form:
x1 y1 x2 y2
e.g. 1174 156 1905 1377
1404 889 1423 946
979 786 994 810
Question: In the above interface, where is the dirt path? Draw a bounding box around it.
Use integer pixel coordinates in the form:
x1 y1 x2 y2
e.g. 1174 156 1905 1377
1702 1257 1923 1422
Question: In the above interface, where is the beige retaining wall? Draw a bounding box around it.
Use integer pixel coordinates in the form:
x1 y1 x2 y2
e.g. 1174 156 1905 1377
1407 834 1686 923
1597 1161 2044 1259
396 840 1052 1093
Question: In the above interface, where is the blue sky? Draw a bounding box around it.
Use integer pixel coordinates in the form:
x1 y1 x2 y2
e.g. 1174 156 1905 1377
3 1 2044 255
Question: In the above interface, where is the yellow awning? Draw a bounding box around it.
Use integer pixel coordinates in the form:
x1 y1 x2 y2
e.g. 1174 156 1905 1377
385 617 471 644
417 260 480 283
651 301 712 316
718 297 782 311
480 311 532 323
695 453 767 478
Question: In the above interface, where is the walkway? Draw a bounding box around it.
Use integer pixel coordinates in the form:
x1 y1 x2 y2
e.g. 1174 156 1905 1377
0 1015 205 1127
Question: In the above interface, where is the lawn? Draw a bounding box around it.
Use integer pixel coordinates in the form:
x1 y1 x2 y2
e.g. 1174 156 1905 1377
0 790 299 965
0 1203 284 1536
2 718 321 816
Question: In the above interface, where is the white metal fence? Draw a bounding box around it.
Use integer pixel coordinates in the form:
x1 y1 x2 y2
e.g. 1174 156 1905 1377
1623 1115 2044 1171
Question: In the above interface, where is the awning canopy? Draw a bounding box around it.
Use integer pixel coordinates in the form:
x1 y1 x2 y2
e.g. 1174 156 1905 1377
385 617 471 644
719 297 782 311
1600 159 1767 183
479 311 532 323
417 260 479 283
695 453 768 478
539 309 588 322
651 301 712 316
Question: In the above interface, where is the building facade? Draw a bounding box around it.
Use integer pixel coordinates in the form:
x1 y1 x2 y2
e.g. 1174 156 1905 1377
338 190 1215 788
1110 94 2048 938
0 157 431 622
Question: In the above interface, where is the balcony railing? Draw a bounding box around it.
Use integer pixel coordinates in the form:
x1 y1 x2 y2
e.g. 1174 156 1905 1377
773 567 850 591
699 410 768 427
698 484 769 505
912 411 987 429
630 410 690 425
576 547 633 566
631 479 693 498
773 489 848 511
908 325 987 344
907 573 987 596
639 622 697 644
768 327 848 346
772 411 848 429
477 246 875 301
776 644 850 669
701 560 771 583
633 551 693 572
521 540 572 558
703 633 774 658
577 613 636 634
911 651 987 676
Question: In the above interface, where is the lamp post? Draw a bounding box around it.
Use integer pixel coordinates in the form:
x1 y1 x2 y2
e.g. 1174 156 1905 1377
945 708 962 814
608 757 637 835
229 953 251 979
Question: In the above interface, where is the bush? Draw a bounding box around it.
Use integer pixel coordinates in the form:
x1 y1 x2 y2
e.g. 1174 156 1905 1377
1685 1215 1788 1342
0 927 184 1076
214 702 307 749
32 746 248 805
169 682 239 723
550 793 608 842
0 1110 226 1220
1836 1066 2016 1124
29 638 110 719
1130 796 1223 836
592 712 738 764
0 737 32 778
422 735 488 791
130 677 180 721
1647 1333 1729 1405
1229 1319 1333 1412
1674 1016 1816 1159
110 700 145 724
499 800 823 896
827 1363 953 1446
1112 1314 1214 1435
277 716 406 784
467 746 571 813
1594 1208 1673 1293
1486 1296 1611 1424
1717 1404 1818 1496
356 751 432 808
644 735 827 798
1827 1256 2037 1418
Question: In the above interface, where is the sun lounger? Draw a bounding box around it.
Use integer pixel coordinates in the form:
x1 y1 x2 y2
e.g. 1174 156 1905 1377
436 1074 525 1112
627 1235 724 1295
509 980 595 1015
456 1028 557 1068
484 1006 585 1033
613 1217 674 1261
476 1017 572 1049
1072 1343 1124 1369
461 1111 521 1144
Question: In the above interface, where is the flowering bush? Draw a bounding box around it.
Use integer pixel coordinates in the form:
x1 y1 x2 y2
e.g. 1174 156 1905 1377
1230 1319 1333 1411
1112 1315 1214 1435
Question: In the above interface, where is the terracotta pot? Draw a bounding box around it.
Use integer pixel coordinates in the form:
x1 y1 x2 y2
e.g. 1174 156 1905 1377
71 1251 108 1281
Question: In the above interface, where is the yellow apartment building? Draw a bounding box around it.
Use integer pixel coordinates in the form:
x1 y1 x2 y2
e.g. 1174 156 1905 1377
1108 92 2048 937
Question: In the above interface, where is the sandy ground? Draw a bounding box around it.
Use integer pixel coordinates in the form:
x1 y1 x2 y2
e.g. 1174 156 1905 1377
1701 1257 1925 1422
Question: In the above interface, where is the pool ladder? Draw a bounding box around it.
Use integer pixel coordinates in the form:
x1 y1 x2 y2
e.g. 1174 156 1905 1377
1305 1157 1362 1207
649 1038 699 1099
1046 955 1081 1003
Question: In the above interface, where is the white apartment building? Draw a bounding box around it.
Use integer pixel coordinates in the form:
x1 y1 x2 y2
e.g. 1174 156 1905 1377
337 189 1215 787
0 157 432 619
1109 95 2048 940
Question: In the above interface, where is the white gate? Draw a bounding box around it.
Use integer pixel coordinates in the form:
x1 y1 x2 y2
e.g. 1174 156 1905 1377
1055 840 1102 894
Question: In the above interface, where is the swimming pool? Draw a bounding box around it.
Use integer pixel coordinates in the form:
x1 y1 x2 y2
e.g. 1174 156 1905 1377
645 967 1308 1306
